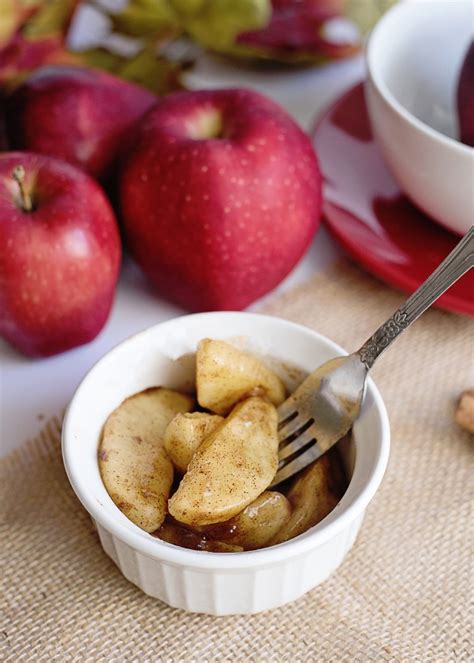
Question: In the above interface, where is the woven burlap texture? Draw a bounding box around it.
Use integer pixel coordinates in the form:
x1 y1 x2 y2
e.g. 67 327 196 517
1 261 473 662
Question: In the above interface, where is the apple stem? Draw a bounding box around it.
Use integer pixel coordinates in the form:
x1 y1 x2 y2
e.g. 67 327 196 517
12 165 33 212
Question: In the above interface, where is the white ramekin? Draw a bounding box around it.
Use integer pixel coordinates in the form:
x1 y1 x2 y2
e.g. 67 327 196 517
365 0 474 236
62 312 390 615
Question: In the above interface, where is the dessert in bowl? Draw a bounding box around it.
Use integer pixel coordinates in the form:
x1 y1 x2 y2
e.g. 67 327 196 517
97 337 348 553
365 0 474 236
62 312 390 615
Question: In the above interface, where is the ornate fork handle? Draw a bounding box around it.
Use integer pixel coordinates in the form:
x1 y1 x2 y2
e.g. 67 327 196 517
358 226 474 370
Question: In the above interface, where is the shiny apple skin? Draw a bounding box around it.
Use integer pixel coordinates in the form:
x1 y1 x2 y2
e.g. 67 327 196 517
119 88 321 311
0 151 121 357
5 66 156 180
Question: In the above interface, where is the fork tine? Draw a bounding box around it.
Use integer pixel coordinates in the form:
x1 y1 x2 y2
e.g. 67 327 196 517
278 411 311 441
269 441 324 487
278 426 318 462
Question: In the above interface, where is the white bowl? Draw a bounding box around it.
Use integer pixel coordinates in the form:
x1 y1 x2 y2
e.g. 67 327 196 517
62 312 390 615
365 0 474 236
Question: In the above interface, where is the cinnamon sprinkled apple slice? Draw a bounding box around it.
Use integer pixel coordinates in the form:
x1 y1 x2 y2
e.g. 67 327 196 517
196 338 286 415
99 387 193 532
169 397 279 527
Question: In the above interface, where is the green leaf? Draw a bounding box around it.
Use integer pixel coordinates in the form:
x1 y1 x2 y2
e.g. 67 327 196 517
79 47 128 73
116 43 183 93
110 0 179 38
22 0 79 39
0 0 43 48
79 44 182 95
19 0 45 8
0 0 21 47
169 0 270 51
344 0 398 34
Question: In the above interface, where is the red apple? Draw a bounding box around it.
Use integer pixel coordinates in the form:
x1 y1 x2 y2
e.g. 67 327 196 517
457 40 474 147
5 65 156 180
119 88 321 311
0 151 121 357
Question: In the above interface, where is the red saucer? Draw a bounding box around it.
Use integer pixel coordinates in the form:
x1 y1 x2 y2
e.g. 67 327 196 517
312 83 473 317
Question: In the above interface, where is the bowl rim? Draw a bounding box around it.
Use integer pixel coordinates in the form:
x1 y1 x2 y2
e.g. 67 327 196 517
62 311 390 570
366 0 473 156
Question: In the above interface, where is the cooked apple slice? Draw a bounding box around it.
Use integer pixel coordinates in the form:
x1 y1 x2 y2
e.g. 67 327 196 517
196 338 286 415
99 387 193 532
270 450 346 545
201 491 291 550
164 412 224 473
154 519 243 553
168 397 279 526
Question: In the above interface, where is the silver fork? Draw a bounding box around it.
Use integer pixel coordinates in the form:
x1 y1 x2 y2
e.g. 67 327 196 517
270 226 474 488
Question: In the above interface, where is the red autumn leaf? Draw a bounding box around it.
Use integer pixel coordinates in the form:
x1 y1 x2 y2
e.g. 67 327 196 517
0 0 80 90
0 0 41 50
237 0 360 61
0 33 80 88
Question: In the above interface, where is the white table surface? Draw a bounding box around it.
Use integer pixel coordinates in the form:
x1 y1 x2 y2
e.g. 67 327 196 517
0 53 365 457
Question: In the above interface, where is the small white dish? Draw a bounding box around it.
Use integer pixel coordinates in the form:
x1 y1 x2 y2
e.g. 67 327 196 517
365 0 474 236
62 312 390 615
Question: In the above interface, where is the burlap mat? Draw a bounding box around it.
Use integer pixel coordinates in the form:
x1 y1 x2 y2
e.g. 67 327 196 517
1 261 473 662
